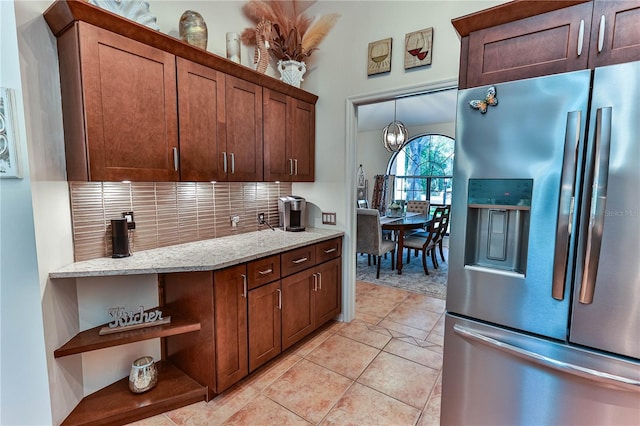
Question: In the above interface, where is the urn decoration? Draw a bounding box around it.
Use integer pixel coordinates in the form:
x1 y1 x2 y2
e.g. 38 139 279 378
179 10 208 50
277 60 307 88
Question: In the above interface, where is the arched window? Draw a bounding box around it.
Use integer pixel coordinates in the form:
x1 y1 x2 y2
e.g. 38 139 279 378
387 133 454 206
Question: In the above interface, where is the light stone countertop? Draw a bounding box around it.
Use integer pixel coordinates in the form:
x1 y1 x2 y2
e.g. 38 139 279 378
49 228 344 279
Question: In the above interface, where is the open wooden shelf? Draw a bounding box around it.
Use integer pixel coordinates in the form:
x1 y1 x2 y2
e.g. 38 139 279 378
62 361 206 426
54 316 201 358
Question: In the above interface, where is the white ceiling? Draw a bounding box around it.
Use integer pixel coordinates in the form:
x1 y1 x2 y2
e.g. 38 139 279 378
357 89 458 132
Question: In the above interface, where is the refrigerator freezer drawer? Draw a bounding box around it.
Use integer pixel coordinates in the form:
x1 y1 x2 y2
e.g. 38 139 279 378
441 314 640 426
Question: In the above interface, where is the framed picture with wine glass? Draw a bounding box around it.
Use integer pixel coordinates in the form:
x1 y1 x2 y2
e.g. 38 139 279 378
404 28 433 70
367 38 392 76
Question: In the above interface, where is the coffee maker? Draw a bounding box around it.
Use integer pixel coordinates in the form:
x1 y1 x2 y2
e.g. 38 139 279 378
278 195 306 231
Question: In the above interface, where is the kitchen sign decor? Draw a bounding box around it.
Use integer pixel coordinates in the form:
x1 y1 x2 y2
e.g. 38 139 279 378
99 306 171 335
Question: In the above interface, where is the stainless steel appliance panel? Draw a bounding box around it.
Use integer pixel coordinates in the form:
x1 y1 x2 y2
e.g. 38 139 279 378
441 314 640 426
570 60 640 359
448 71 591 340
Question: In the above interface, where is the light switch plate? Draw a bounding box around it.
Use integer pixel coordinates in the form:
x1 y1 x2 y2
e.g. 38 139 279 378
322 212 336 225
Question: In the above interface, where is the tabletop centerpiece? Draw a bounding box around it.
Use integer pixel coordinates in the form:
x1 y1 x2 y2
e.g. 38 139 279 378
241 0 339 87
388 200 405 218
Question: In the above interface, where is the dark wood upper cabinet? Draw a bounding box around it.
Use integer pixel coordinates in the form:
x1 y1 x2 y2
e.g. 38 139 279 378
588 0 640 67
460 2 593 88
224 76 263 182
453 0 640 89
44 0 318 183
58 22 179 181
177 58 226 182
263 89 315 182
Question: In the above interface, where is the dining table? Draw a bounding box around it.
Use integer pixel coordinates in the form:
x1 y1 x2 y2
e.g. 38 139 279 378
381 213 431 275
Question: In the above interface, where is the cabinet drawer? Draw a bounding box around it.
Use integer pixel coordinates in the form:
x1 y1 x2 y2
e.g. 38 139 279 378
281 245 316 277
315 238 342 264
247 255 281 290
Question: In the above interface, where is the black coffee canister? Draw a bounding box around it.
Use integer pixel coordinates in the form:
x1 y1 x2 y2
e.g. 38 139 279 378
111 219 130 258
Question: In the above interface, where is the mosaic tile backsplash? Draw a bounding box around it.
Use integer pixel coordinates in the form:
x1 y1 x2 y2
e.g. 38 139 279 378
69 181 292 261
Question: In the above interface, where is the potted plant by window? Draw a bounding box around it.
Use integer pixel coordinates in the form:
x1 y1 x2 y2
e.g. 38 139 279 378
241 0 339 87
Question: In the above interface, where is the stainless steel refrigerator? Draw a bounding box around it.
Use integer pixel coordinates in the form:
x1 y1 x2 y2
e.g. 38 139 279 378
441 60 640 425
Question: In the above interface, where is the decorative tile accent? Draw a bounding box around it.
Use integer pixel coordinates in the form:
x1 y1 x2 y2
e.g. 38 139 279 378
69 181 292 261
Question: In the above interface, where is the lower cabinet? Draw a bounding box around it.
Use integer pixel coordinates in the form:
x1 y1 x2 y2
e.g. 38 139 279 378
163 237 342 398
282 257 342 350
248 280 282 372
213 265 249 393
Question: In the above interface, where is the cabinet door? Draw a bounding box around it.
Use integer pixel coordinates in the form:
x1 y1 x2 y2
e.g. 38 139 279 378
214 265 248 393
225 76 263 181
465 2 592 88
290 99 315 182
177 58 226 181
588 0 640 68
248 281 282 372
263 89 315 182
263 89 292 181
314 258 342 326
281 269 315 350
78 22 179 181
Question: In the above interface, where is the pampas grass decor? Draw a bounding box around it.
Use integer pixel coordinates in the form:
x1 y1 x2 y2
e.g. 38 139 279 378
241 0 340 62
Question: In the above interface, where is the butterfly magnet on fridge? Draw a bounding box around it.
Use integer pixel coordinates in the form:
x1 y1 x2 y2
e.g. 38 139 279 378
469 86 498 114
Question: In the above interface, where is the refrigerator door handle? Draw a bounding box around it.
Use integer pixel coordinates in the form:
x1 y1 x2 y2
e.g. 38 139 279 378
552 111 581 300
580 107 612 304
454 324 640 392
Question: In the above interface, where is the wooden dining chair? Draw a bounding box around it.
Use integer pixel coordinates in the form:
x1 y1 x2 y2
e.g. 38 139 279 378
402 206 446 275
356 208 396 278
436 205 451 262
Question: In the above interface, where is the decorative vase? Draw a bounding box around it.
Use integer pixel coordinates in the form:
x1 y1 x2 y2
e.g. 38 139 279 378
277 60 307 88
226 32 241 64
128 356 158 393
179 10 208 50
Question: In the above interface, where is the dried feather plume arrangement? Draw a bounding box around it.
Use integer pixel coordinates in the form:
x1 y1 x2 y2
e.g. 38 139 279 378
241 0 340 62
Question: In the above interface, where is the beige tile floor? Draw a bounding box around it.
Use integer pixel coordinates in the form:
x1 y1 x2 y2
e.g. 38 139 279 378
130 281 444 426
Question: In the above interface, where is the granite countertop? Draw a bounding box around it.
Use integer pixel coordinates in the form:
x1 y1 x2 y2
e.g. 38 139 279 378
49 228 344 279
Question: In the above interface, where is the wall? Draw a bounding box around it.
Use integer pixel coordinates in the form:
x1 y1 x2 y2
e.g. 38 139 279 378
0 1 54 424
70 181 291 261
6 0 505 423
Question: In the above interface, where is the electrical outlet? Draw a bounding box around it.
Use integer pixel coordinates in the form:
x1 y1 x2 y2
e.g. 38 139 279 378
122 211 136 230
258 212 265 224
230 215 240 227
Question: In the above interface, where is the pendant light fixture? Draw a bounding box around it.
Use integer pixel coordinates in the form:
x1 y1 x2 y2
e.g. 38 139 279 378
382 99 409 152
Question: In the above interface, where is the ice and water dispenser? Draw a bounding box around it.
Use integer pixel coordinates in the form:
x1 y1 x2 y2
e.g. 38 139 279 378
464 179 532 275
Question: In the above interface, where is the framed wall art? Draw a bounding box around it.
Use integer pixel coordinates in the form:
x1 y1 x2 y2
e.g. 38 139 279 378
0 88 21 178
404 28 433 70
367 37 392 76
